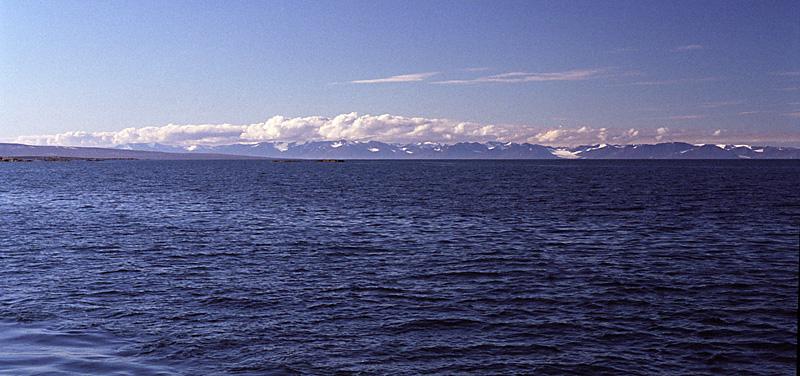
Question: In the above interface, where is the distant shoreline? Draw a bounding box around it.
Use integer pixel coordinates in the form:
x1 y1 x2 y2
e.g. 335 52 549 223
0 156 137 163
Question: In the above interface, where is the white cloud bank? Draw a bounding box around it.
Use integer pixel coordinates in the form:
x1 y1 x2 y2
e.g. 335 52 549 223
12 112 792 147
14 113 639 147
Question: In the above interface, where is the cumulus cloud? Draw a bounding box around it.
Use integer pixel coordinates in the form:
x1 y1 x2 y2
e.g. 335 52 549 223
596 127 609 142
240 113 526 144
532 129 565 143
655 127 669 141
528 125 631 145
350 72 438 84
241 116 328 141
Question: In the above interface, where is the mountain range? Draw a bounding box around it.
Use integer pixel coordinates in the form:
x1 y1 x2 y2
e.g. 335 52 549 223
2 141 798 160
117 141 800 159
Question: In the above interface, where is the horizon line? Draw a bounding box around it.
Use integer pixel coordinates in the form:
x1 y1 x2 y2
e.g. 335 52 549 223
3 140 798 150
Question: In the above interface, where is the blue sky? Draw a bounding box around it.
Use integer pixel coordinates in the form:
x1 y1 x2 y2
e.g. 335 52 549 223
1 0 799 146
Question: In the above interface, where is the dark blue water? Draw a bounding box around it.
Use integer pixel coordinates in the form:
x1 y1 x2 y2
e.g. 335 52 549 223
1 160 797 375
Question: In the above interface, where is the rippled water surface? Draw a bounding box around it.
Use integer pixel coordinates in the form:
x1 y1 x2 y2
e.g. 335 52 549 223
1 160 798 375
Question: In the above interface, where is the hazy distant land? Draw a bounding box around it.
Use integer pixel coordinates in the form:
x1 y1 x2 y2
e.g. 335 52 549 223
0 143 266 161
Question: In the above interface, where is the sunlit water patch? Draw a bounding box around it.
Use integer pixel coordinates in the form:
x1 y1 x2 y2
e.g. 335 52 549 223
0 321 175 375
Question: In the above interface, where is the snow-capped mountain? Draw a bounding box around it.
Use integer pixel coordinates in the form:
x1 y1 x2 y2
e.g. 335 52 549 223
561 143 800 159
115 141 800 159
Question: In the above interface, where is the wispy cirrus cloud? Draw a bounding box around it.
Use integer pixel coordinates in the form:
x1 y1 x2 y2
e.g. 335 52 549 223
771 71 800 77
432 68 606 85
608 47 638 53
700 101 743 108
629 76 721 86
664 115 706 120
348 67 620 86
350 72 439 84
672 44 704 52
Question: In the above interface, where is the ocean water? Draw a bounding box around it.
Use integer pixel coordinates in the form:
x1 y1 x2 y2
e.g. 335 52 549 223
0 160 797 375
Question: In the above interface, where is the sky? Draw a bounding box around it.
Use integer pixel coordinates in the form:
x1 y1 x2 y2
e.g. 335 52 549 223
1 0 799 146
